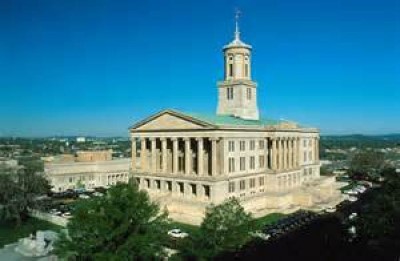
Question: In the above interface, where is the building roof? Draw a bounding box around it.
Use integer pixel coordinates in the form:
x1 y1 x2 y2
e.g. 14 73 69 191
184 112 282 127
129 109 310 132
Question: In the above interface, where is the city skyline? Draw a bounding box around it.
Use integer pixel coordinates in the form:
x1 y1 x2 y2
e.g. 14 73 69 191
1 0 399 137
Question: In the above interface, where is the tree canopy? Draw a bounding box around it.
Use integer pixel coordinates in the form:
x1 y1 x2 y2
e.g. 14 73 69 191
348 150 387 180
0 168 50 225
54 181 170 260
357 168 400 254
180 198 255 259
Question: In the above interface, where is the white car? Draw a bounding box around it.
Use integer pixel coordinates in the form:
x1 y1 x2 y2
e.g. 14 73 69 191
348 196 358 202
62 212 72 218
325 206 336 213
251 231 271 241
348 212 358 220
168 229 189 239
79 194 90 199
93 192 104 197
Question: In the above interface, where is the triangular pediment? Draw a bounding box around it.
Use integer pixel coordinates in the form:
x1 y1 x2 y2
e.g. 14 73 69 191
130 110 215 131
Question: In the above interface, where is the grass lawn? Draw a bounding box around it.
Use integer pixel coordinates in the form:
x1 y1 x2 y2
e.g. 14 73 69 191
254 213 286 229
0 217 62 248
170 212 285 235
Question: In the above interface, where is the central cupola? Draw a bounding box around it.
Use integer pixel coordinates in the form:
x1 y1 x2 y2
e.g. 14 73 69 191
216 11 259 120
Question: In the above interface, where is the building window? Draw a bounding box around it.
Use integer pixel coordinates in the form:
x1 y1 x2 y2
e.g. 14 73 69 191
135 178 140 185
304 139 307 147
240 157 246 171
145 179 150 188
228 141 235 152
191 184 197 196
259 155 265 168
247 88 252 100
229 182 235 193
240 141 246 151
259 176 265 186
156 180 161 190
309 151 312 161
204 185 210 198
245 64 249 77
227 87 234 100
178 182 184 194
250 156 255 170
229 157 235 173
167 181 172 191
259 140 264 149
229 64 233 77
240 180 246 190
250 178 255 188
304 152 307 161
250 140 255 150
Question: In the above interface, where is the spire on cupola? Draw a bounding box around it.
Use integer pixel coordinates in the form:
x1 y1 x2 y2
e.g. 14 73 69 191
224 8 251 50
234 8 241 41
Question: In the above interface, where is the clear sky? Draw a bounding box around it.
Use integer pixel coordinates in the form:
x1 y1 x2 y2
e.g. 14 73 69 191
0 0 399 137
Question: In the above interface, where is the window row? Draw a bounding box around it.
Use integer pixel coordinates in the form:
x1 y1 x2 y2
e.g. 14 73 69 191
228 139 266 152
228 176 265 193
228 156 266 173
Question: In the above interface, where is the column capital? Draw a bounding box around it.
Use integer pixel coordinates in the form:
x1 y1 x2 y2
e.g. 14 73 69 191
149 137 156 142
209 137 220 141
160 137 167 142
171 137 178 141
183 137 191 142
195 137 204 142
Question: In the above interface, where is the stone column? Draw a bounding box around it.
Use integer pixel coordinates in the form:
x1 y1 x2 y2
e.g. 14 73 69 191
161 138 167 173
141 138 147 171
271 138 277 170
264 138 269 170
131 137 136 171
294 138 297 168
196 138 204 176
211 138 218 176
184 138 191 175
278 138 282 170
282 138 287 170
150 138 157 173
316 137 320 162
289 138 293 169
172 138 178 174
297 138 301 167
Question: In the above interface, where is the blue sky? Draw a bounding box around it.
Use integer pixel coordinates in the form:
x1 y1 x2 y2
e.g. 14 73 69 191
0 0 399 137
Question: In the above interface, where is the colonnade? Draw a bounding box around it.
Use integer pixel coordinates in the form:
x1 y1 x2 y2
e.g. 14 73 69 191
131 137 220 176
270 136 319 171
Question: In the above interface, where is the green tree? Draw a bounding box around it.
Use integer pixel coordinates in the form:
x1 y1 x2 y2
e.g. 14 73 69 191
348 150 386 180
357 168 400 254
181 198 255 259
54 181 170 260
0 169 50 225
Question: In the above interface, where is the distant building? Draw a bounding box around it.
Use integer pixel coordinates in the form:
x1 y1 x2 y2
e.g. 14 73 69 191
76 150 112 162
44 150 130 192
76 137 86 143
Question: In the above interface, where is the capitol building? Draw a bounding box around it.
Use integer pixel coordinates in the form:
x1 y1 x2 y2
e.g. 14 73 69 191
130 18 343 224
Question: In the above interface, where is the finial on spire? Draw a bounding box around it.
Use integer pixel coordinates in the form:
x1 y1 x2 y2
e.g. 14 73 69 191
235 8 241 40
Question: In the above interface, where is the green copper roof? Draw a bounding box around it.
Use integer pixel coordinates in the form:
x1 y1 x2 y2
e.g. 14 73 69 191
184 112 283 127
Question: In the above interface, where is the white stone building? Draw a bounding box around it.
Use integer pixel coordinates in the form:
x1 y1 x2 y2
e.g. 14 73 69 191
129 17 343 224
44 152 130 192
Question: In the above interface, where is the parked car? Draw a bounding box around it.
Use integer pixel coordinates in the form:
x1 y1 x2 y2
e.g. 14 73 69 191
168 229 189 239
348 196 358 202
79 194 90 199
324 206 336 213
